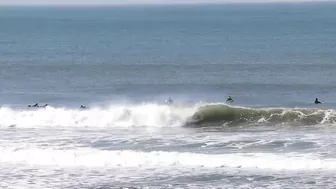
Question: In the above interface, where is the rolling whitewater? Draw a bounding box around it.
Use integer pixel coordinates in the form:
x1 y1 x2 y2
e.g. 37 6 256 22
1 3 336 189
1 104 336 128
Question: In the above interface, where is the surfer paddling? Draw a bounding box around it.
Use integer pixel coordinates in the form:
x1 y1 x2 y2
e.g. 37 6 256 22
314 98 321 104
28 103 39 108
226 96 233 103
28 103 47 108
165 97 173 104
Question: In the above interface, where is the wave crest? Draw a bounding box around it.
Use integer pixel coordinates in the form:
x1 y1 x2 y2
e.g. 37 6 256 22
0 103 335 128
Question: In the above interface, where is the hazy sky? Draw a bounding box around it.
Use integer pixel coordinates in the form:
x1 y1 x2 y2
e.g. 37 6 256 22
0 0 333 5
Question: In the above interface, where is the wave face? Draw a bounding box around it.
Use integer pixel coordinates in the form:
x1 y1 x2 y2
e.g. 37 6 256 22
0 104 195 128
189 104 336 127
0 103 335 128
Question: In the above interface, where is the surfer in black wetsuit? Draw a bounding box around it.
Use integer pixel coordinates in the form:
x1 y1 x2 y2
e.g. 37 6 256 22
227 96 233 102
28 103 39 108
166 97 173 104
28 103 48 108
314 98 321 104
80 105 86 109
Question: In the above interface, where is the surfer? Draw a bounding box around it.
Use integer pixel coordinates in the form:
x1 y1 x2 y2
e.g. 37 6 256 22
28 103 48 108
123 108 131 116
28 103 39 108
166 97 173 104
80 105 87 109
227 96 233 102
314 98 321 104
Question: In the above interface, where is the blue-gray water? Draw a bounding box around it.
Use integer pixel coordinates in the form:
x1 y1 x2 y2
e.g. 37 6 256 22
1 3 336 189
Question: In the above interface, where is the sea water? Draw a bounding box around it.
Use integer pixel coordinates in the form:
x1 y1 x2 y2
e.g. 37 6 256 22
1 3 336 188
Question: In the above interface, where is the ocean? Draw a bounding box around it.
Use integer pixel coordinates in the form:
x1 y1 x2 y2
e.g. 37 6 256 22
1 2 336 188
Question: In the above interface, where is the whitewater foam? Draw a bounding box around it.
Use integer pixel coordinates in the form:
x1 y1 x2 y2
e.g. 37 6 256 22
0 147 335 171
0 104 195 128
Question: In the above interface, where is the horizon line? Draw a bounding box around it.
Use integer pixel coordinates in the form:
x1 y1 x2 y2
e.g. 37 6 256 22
0 0 334 6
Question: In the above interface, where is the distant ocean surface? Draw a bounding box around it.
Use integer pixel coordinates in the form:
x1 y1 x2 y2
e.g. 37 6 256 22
1 3 336 189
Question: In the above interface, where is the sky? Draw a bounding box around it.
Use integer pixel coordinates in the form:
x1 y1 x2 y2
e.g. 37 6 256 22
0 0 333 5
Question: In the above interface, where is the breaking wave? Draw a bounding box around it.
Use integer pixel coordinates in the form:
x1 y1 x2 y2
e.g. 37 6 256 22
0 103 335 128
0 104 195 128
189 104 336 126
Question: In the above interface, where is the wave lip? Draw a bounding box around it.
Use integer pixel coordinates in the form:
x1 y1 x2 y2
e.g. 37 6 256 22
188 104 336 127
